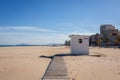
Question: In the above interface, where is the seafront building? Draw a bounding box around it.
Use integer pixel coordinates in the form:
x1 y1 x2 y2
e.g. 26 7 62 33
100 24 115 34
89 33 100 46
90 24 120 47
65 24 120 47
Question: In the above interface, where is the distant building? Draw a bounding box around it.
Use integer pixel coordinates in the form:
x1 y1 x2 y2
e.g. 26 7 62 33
118 31 120 36
117 30 120 41
100 24 118 41
89 33 100 46
90 24 120 47
100 24 119 47
106 29 118 41
100 24 115 35
64 40 70 46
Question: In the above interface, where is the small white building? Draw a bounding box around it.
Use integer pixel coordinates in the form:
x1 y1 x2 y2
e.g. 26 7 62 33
69 34 89 55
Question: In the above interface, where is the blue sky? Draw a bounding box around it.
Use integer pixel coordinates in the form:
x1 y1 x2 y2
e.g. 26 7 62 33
0 0 120 45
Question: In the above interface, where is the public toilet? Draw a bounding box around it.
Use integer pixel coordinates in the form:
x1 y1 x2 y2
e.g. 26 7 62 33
69 34 89 55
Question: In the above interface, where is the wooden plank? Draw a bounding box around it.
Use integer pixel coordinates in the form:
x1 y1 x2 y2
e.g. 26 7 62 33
42 56 70 80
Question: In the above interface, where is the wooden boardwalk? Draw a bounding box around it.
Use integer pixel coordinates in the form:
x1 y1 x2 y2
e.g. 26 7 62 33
42 56 70 80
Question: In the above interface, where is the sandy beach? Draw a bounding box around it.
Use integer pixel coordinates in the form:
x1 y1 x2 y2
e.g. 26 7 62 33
0 46 120 80
64 47 120 80
0 46 69 80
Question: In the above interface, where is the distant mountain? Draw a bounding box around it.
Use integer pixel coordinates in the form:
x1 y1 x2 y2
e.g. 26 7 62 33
16 43 30 46
47 43 64 46
0 43 64 47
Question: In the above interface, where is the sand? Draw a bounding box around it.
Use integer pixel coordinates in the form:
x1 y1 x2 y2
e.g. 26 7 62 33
0 46 69 80
0 46 120 80
64 47 120 80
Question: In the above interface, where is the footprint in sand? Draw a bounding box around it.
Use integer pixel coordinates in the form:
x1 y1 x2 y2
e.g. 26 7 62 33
70 72 72 75
118 73 120 75
72 78 75 80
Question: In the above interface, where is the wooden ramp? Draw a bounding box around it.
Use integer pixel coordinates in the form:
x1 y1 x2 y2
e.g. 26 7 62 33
42 56 70 80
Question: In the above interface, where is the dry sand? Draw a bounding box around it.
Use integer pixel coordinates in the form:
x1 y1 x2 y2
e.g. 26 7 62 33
0 46 120 80
0 46 69 80
64 47 120 80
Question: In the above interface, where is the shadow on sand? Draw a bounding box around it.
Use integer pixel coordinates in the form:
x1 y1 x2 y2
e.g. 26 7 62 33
39 53 101 59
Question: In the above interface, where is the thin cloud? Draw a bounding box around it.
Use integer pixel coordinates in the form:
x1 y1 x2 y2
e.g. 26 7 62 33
70 32 96 36
56 22 100 28
0 26 56 32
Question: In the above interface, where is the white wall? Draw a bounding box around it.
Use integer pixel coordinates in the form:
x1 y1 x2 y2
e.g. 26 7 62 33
70 35 89 55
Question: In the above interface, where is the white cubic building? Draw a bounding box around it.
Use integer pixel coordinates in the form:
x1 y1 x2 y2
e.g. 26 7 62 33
69 34 89 55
